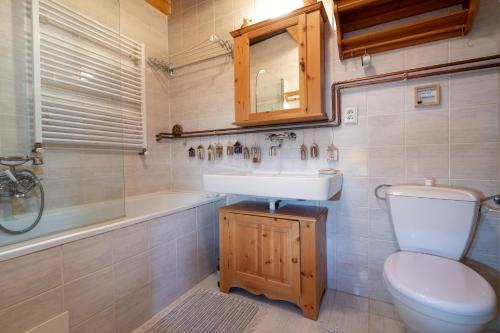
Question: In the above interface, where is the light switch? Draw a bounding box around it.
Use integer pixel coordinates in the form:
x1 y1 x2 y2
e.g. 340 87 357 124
344 107 358 124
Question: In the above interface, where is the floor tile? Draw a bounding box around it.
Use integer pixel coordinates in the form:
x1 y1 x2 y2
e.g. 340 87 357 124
368 299 399 320
135 274 408 333
368 314 405 333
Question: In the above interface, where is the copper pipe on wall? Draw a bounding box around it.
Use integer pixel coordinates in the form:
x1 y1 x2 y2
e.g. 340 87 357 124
156 54 500 141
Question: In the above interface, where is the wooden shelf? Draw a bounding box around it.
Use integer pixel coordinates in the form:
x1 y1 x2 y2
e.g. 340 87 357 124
334 0 477 59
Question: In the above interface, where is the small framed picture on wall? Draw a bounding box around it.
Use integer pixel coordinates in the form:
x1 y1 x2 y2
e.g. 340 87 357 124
414 84 441 107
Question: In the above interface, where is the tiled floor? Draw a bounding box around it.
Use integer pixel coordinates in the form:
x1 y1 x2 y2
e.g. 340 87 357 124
136 274 406 333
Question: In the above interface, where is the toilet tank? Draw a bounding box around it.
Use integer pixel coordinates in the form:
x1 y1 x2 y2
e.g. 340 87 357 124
386 184 481 260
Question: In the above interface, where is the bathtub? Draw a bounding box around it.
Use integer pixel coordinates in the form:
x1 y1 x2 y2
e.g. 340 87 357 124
0 191 225 261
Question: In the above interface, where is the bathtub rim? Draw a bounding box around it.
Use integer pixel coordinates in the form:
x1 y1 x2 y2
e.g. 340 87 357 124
0 191 225 262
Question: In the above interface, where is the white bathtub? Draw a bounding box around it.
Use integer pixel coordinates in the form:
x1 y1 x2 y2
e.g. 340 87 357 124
0 191 225 261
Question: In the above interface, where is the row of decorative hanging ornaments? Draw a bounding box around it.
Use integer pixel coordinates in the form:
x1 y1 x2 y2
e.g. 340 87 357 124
187 141 339 162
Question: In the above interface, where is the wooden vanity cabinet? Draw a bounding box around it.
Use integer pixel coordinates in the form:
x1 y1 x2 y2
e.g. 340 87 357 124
219 202 327 320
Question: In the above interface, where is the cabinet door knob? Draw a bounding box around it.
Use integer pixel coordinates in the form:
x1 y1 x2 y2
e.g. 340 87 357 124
291 258 298 264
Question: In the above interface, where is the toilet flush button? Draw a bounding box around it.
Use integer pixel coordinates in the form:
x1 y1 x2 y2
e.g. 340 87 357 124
424 178 435 186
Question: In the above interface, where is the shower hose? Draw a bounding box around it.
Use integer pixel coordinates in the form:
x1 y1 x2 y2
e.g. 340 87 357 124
0 169 45 234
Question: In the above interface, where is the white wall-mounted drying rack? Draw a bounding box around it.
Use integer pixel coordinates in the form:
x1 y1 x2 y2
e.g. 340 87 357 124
147 34 233 78
32 0 147 153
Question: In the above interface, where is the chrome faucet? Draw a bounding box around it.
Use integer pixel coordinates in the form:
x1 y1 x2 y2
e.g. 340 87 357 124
269 143 281 156
0 156 45 234
0 156 43 199
265 132 296 156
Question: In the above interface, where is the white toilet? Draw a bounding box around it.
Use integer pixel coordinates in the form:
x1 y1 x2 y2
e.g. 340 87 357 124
382 183 498 333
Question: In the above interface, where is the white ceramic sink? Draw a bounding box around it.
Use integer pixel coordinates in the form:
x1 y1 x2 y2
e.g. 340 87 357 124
203 171 343 201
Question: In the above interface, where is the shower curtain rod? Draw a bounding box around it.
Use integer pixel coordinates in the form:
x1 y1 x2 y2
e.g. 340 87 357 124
156 54 500 141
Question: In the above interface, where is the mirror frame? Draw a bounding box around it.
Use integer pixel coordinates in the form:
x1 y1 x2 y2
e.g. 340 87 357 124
231 3 328 127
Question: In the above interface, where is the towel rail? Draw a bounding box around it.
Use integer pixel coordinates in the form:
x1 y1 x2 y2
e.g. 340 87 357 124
42 119 143 135
39 1 141 57
41 0 139 47
40 62 142 97
42 109 143 129
43 138 144 149
41 103 142 122
41 73 141 104
33 0 147 152
148 34 233 78
41 32 140 74
42 93 142 117
40 50 141 89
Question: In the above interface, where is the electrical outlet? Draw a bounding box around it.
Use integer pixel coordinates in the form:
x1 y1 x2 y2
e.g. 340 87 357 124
344 107 358 124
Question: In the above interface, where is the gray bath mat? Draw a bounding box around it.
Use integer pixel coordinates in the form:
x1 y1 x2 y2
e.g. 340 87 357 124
145 289 261 333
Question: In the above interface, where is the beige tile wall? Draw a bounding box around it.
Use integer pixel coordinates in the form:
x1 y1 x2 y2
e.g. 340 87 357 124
0 0 127 214
166 0 500 327
119 0 173 197
1 0 172 214
0 200 223 333
1 0 499 329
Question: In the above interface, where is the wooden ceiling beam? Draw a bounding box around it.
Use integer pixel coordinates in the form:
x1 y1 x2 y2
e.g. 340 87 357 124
145 0 170 16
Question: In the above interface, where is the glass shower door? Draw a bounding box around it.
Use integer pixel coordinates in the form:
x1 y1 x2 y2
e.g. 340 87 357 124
0 0 126 246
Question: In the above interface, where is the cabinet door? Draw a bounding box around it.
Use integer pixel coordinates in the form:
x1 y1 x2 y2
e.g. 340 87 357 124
225 213 301 303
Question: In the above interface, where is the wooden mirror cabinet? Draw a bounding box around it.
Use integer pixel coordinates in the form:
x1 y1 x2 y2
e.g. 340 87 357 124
231 3 328 126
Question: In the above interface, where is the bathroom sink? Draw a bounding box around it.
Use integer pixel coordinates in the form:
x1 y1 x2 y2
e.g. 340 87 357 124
203 171 343 200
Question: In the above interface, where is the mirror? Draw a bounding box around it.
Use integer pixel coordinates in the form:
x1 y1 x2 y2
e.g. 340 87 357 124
231 3 327 126
250 28 301 114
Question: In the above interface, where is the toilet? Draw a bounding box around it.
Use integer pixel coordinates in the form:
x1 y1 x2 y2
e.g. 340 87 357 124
383 183 498 333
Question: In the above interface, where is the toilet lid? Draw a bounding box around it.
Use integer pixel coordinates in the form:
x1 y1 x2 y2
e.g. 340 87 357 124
384 252 497 317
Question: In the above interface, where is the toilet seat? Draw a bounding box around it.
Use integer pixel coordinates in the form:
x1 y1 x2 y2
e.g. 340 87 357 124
383 252 497 325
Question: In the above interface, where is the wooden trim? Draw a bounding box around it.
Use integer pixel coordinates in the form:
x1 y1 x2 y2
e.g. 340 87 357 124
284 90 300 102
337 0 394 13
342 10 467 48
299 214 327 320
247 16 299 42
219 202 328 319
230 2 327 37
145 0 170 15
340 0 464 33
219 202 328 222
341 10 469 58
233 113 328 127
334 0 477 60
232 4 327 127
286 26 300 44
249 108 302 119
306 10 324 116
343 25 464 58
298 13 308 115
233 35 250 124
414 83 441 106
333 0 344 59
463 0 478 34
223 213 302 304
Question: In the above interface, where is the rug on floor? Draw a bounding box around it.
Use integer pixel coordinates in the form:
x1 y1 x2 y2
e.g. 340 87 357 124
145 289 262 333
